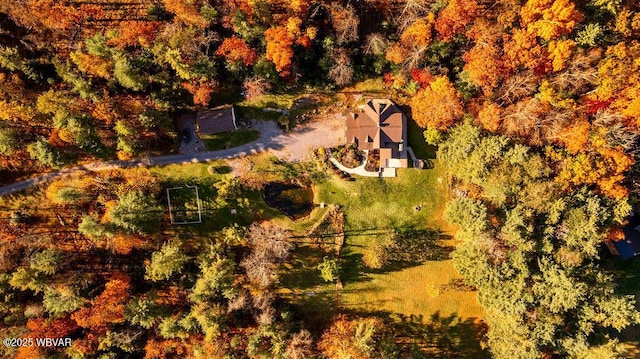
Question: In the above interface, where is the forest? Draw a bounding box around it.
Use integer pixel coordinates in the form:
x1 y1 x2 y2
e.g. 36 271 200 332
2 0 640 358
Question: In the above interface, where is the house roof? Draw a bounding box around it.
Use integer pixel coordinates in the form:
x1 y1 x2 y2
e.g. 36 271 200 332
196 105 237 134
346 99 405 151
615 215 640 259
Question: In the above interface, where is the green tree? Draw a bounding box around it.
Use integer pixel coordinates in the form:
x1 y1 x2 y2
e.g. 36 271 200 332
0 127 17 155
78 214 112 241
113 53 146 91
317 257 341 282
189 246 237 302
0 46 38 80
125 296 160 329
43 286 84 317
107 190 162 234
145 242 189 281
27 137 64 169
29 249 62 275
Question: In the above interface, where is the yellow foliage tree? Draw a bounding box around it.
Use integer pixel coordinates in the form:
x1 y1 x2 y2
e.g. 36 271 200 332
520 0 583 41
411 75 464 130
595 41 640 125
70 51 113 79
400 16 434 47
548 39 575 72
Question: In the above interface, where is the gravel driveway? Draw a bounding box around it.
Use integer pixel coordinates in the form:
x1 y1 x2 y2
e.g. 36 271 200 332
0 116 346 196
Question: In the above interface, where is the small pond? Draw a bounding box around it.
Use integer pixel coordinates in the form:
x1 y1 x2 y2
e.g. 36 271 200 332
263 182 314 220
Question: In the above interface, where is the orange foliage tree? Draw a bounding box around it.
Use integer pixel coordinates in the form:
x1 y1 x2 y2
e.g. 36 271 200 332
162 0 208 28
477 102 502 132
108 21 161 49
435 0 479 41
27 317 79 338
503 28 549 72
550 132 635 199
71 272 131 333
400 16 434 48
411 75 464 129
553 115 590 154
182 79 217 106
215 36 258 67
264 26 294 76
463 20 506 94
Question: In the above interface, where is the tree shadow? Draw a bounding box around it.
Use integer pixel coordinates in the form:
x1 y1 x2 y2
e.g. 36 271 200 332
332 308 489 358
393 311 489 358
388 227 453 262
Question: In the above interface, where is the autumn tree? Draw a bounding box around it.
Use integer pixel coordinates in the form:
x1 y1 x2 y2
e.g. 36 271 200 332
264 26 294 76
162 0 210 28
477 101 502 132
463 20 506 94
520 0 583 41
411 75 464 129
108 21 160 49
330 3 359 44
318 315 386 359
72 272 131 333
215 36 258 68
435 0 479 42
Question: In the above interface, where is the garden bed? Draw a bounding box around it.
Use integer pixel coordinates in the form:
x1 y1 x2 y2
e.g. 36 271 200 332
331 144 363 168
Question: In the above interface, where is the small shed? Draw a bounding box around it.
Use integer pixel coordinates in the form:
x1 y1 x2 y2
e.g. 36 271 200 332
613 215 640 259
196 105 237 135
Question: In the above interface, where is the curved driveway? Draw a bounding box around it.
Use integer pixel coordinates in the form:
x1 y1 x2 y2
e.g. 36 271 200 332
0 119 345 196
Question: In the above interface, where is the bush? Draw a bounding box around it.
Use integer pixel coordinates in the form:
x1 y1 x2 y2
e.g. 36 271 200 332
362 243 388 269
318 257 341 282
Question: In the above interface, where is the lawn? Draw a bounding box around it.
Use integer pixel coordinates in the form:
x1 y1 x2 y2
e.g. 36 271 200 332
149 162 286 237
278 162 485 354
200 129 260 151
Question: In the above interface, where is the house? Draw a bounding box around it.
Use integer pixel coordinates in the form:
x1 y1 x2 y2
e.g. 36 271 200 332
612 215 640 259
195 105 238 135
345 99 408 169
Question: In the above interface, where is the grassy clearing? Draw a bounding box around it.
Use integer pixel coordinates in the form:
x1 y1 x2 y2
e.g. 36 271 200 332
150 162 286 236
280 164 483 328
200 129 260 151
315 166 448 231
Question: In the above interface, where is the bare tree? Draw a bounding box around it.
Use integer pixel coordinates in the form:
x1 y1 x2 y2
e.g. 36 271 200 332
497 71 538 105
286 330 314 359
240 223 293 289
593 110 640 153
328 48 354 86
243 77 271 101
330 3 359 44
363 33 388 56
